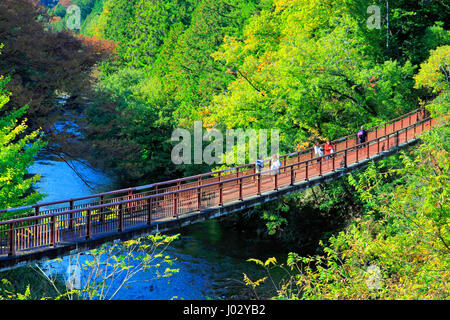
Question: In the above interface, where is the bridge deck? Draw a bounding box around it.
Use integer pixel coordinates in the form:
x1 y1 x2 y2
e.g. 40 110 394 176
0 109 435 268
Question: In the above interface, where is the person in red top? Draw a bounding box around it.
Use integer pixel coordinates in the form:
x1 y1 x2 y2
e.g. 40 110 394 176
324 140 335 167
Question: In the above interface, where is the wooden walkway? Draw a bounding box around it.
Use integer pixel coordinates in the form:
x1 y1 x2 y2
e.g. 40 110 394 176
0 108 435 267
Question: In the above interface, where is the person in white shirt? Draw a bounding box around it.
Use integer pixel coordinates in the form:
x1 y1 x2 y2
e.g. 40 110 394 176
270 154 281 176
313 141 323 163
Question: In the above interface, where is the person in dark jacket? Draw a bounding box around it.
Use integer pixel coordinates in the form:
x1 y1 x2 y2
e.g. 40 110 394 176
357 126 368 148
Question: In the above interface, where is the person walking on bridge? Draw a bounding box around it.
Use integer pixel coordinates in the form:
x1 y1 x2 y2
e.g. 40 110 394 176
313 141 323 163
270 154 281 184
256 155 264 174
357 126 368 149
255 155 264 181
324 140 335 168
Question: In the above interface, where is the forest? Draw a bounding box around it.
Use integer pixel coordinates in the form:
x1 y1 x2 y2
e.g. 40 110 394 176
0 0 448 300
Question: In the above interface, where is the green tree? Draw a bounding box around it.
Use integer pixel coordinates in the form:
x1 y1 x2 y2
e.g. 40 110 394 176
0 233 180 300
0 75 46 214
244 45 449 300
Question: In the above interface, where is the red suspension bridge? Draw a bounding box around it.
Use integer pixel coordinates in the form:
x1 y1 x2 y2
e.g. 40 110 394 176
0 108 435 269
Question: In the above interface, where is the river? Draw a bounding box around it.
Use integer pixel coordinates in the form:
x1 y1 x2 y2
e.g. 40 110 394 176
26 157 288 300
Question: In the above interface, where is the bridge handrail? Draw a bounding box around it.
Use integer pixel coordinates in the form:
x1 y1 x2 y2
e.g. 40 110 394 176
1 106 423 218
0 114 431 228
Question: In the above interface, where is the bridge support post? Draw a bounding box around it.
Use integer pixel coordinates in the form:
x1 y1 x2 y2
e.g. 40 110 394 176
239 178 243 201
147 198 152 225
290 165 295 185
99 195 105 224
34 206 39 240
118 203 123 232
366 141 370 159
257 173 261 195
173 192 178 219
219 183 223 206
128 190 134 217
197 187 201 211
69 200 74 230
305 161 309 180
332 153 335 171
197 177 202 211
344 150 348 168
8 222 15 257
356 144 359 163
51 215 56 247
274 173 278 190
86 209 91 240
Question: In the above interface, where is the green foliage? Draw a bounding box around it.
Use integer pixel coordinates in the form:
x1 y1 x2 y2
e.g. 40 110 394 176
247 123 449 299
80 0 447 186
244 49 449 299
53 3 66 18
385 0 449 65
0 233 180 300
0 76 46 214
204 0 422 153
69 233 180 300
414 45 449 94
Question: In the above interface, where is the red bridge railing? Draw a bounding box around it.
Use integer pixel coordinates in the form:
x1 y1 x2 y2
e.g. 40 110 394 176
0 108 434 258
